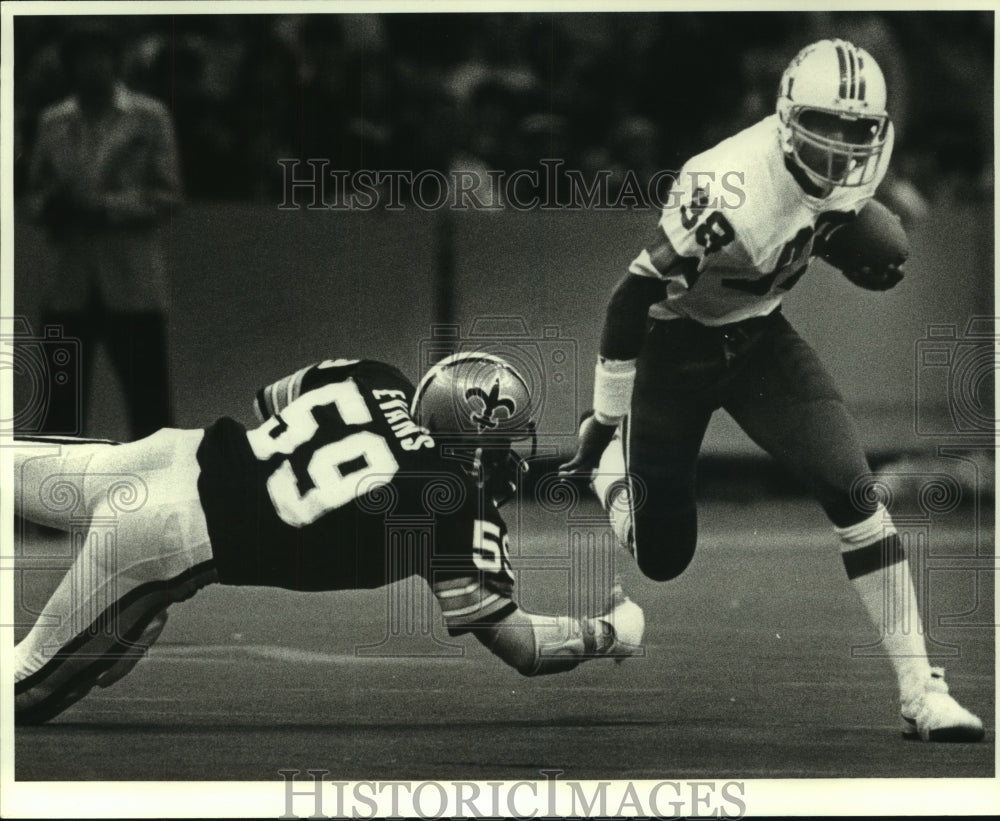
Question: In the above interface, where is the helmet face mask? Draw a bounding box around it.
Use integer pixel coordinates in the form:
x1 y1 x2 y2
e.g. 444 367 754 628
470 434 534 506
777 39 891 195
412 352 538 505
788 107 889 189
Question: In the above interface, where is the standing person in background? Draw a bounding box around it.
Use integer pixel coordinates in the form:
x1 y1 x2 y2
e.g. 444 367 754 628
25 19 182 439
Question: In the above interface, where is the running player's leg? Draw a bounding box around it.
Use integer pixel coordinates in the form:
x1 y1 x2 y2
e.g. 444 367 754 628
721 321 868 527
14 429 218 724
608 325 716 582
725 315 983 740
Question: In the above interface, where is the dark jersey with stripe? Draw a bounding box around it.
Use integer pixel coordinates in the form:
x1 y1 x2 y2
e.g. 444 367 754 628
196 359 516 633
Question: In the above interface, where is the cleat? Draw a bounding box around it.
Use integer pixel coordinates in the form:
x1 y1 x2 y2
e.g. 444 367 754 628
16 608 170 725
900 668 985 742
96 608 169 688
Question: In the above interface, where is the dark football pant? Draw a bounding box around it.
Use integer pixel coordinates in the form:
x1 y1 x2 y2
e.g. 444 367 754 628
625 308 875 582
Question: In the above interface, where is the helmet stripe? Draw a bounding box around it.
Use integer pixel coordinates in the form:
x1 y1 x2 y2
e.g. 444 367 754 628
847 45 857 99
857 52 867 101
835 43 849 99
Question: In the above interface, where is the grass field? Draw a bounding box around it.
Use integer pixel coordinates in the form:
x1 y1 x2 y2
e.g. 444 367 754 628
11 494 994 796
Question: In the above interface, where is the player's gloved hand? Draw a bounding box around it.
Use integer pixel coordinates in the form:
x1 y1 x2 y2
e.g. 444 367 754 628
842 262 905 291
589 579 645 663
558 414 618 477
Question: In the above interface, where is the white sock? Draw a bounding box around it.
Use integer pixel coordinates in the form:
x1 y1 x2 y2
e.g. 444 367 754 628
589 429 633 552
835 504 932 702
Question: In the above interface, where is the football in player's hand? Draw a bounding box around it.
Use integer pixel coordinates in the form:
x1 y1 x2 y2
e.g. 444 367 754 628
820 199 910 276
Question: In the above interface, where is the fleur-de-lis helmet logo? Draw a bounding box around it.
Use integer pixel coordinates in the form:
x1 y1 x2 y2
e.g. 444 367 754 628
410 351 534 440
465 378 516 432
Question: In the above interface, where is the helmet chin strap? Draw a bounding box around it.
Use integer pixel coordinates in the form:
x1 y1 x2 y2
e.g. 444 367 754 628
517 421 538 470
471 446 486 489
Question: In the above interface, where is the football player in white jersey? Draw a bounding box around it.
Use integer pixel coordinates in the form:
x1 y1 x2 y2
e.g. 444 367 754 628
559 39 984 742
14 352 644 724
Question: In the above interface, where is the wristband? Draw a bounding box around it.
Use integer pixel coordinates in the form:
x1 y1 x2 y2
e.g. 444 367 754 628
593 358 636 425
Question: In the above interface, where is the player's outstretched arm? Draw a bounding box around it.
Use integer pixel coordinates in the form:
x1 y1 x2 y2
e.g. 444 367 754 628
470 585 645 676
558 272 667 477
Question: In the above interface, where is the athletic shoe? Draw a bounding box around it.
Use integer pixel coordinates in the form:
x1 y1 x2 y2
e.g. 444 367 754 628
900 667 985 742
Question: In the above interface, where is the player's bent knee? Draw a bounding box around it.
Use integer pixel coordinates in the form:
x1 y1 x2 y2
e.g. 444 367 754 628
636 548 695 582
633 516 698 582
818 488 878 529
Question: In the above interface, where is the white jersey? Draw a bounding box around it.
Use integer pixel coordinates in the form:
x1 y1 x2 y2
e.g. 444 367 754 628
631 113 894 325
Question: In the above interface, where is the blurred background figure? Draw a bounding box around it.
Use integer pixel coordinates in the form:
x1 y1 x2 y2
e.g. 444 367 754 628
15 12 990 206
25 18 182 439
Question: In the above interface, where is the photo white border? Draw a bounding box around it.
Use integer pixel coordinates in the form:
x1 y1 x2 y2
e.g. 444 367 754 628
1 1 996 817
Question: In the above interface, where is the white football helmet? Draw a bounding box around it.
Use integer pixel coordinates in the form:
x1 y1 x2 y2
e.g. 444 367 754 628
411 352 537 503
777 39 891 193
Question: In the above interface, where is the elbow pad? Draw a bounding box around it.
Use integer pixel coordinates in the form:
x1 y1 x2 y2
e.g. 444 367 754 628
253 364 312 420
